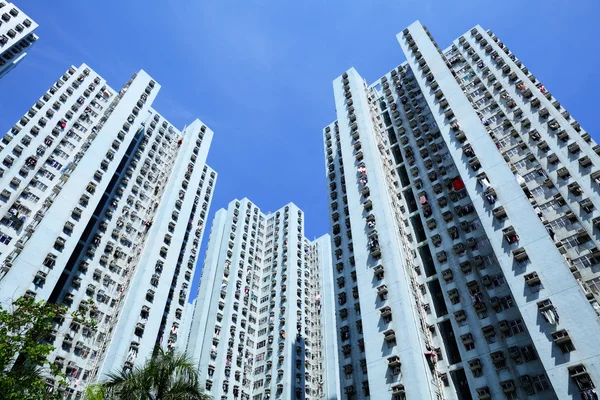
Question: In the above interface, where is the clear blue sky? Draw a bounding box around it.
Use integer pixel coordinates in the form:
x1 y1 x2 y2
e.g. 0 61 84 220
1 0 598 298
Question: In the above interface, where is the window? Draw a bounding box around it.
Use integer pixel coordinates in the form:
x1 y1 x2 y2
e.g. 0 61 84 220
510 319 525 335
512 158 529 170
521 345 537 362
39 169 56 180
549 216 570 230
574 255 599 271
475 236 491 252
532 374 550 392
552 330 575 353
32 180 48 191
539 199 559 213
68 132 82 142
54 149 69 160
48 159 63 170
500 295 514 310
257 340 266 349
482 254 499 269
530 186 547 198
505 392 518 400
61 140 76 151
22 192 40 203
475 97 488 107
587 277 600 293
253 380 264 389
471 89 483 97
522 170 539 183
562 234 582 249
569 365 594 391
491 274 506 288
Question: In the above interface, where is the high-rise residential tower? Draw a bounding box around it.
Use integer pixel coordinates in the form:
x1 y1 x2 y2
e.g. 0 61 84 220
185 199 340 400
0 1 38 79
324 21 600 400
0 64 216 398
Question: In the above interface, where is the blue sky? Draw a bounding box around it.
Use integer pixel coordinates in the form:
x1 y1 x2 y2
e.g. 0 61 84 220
1 0 598 298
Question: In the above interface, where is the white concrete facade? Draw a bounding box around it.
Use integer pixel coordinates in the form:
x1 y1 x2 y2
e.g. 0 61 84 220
185 199 339 400
0 1 38 79
0 64 216 398
324 21 600 400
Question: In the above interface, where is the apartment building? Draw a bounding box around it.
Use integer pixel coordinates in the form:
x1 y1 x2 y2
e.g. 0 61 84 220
0 63 216 398
323 21 600 400
0 1 38 79
185 199 340 400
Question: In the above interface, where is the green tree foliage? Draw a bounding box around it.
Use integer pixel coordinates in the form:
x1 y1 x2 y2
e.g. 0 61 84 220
0 296 67 399
99 349 211 400
84 384 106 400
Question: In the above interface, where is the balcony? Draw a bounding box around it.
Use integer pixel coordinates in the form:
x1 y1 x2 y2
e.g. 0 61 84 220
374 264 384 279
436 250 447 263
477 387 491 400
568 142 580 154
580 198 594 213
503 226 519 245
512 248 529 262
460 261 472 274
368 233 381 258
551 329 571 345
453 243 466 255
387 355 401 368
426 218 437 230
461 333 474 345
557 167 570 179
568 364 594 391
441 269 453 281
547 153 558 164
448 289 459 301
482 325 496 339
468 157 481 171
377 285 388 301
579 156 592 168
524 272 541 287
493 206 506 220
557 130 569 141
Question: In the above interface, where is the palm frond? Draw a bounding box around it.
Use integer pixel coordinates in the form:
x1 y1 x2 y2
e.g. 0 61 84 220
98 349 209 400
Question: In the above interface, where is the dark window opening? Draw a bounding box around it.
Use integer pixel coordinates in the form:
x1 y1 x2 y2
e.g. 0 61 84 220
440 320 461 365
450 368 471 400
383 111 392 127
397 166 410 187
392 146 403 165
411 215 426 243
428 279 448 317
404 189 417 213
419 244 436 277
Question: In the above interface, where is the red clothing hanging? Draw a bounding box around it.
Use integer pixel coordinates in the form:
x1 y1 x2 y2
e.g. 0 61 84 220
452 178 465 191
